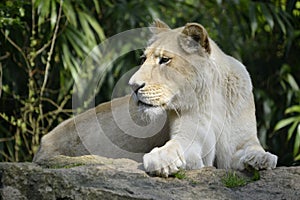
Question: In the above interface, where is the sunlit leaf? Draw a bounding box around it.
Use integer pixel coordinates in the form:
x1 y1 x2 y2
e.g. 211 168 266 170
58 71 73 103
19 7 25 17
78 11 96 44
274 117 300 131
260 3 274 29
275 12 286 35
294 153 300 161
65 28 91 58
62 44 79 84
93 0 100 14
50 0 57 31
62 0 77 27
285 105 300 114
82 12 106 41
61 40 80 74
36 0 51 29
249 3 258 37
287 121 298 141
286 74 299 91
294 125 300 157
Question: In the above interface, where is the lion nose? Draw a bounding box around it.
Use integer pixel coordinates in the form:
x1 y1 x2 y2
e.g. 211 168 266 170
129 82 145 94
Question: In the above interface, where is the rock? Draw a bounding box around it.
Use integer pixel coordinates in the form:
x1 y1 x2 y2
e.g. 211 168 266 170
0 155 299 200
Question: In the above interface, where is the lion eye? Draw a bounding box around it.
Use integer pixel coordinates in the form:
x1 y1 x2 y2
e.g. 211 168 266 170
159 57 171 65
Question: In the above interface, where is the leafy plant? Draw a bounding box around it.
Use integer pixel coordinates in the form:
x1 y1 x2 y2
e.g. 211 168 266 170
275 106 300 161
0 0 105 161
274 74 300 161
273 64 300 162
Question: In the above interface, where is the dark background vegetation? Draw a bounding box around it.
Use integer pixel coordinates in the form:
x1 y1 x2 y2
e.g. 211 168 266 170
0 0 299 166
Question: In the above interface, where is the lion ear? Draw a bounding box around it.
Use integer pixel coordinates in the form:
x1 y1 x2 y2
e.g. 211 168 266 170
150 19 170 34
180 23 211 54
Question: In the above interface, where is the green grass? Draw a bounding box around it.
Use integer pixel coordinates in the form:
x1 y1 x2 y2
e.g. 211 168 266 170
222 169 261 188
173 168 260 188
221 171 248 188
251 169 260 181
173 169 187 179
172 169 200 185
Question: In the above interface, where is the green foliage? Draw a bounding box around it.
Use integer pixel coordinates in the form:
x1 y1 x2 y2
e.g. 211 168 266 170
222 169 260 188
173 169 187 179
275 104 300 161
0 0 300 165
222 171 248 188
0 0 105 161
251 169 261 181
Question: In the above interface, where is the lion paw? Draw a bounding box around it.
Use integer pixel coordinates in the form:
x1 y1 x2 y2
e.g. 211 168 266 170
241 151 278 170
143 140 186 177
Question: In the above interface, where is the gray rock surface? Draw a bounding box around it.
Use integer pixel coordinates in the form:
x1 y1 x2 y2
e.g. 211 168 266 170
0 155 299 200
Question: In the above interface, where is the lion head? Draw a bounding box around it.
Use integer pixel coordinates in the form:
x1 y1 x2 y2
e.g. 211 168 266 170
129 20 216 116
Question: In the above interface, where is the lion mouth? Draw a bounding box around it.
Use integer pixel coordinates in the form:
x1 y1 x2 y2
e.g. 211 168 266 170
138 100 157 108
131 93 166 108
138 100 168 110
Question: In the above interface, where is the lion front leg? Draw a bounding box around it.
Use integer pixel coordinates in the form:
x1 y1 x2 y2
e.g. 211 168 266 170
143 112 215 177
143 139 187 177
232 145 278 170
143 136 212 177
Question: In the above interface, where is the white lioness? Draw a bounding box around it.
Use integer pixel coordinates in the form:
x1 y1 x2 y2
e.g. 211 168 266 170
34 20 277 177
